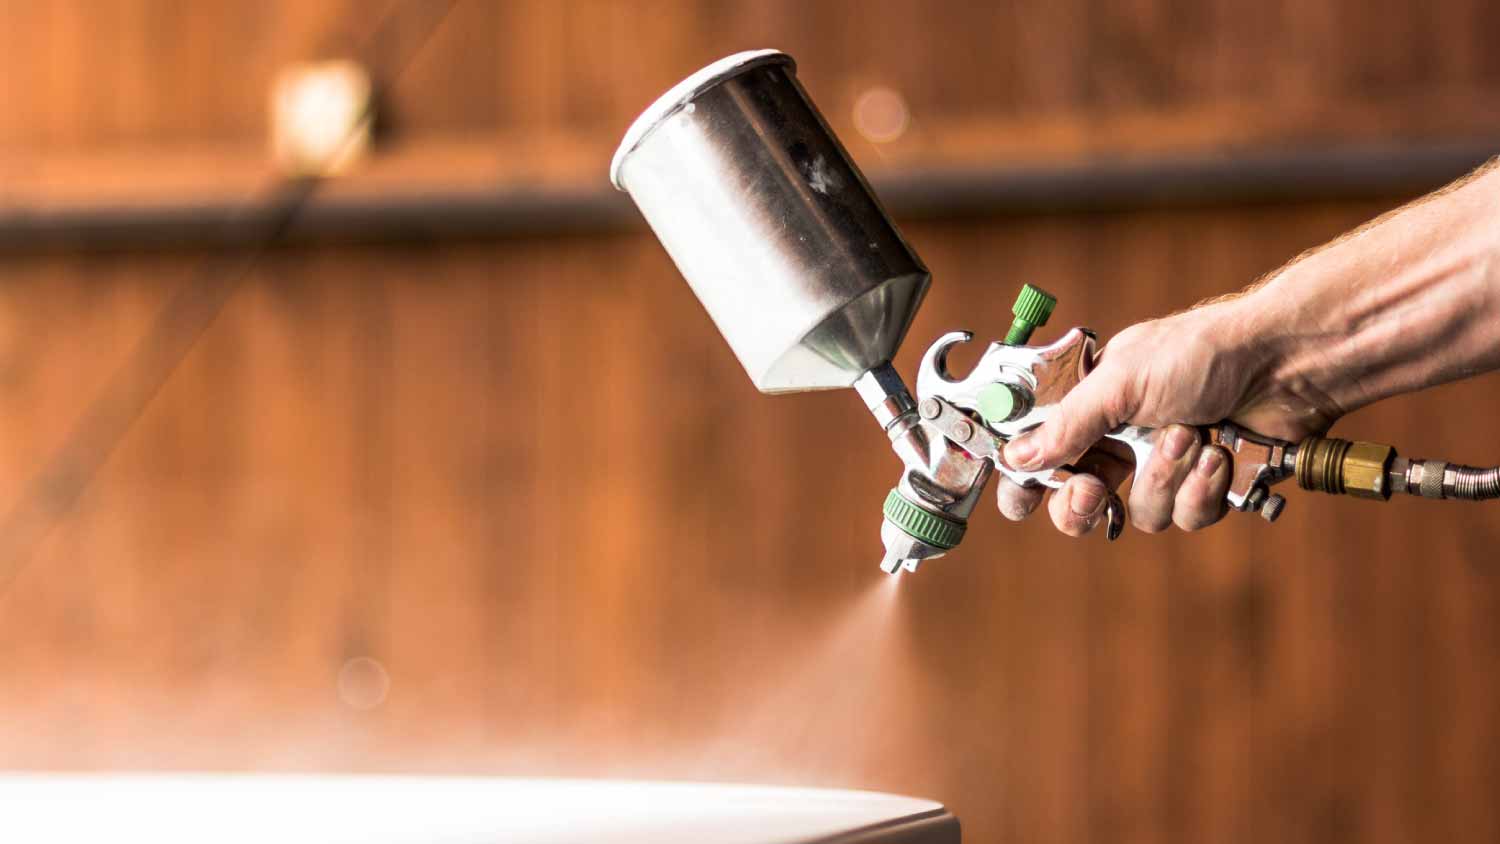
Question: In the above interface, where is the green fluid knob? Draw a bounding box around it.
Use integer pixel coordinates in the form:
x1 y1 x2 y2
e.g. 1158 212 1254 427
1004 284 1057 345
977 382 1022 425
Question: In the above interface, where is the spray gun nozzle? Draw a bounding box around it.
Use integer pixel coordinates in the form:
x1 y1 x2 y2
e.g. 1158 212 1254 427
878 553 906 575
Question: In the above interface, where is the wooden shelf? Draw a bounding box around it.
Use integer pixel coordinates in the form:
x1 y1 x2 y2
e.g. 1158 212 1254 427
2 91 1497 249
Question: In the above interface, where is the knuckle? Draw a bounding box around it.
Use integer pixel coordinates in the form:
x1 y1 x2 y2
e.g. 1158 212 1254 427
1109 324 1151 354
998 488 1039 521
1174 510 1216 532
1101 388 1135 423
1132 509 1171 534
1129 471 1177 518
1060 516 1093 538
1172 492 1224 532
1042 418 1084 462
1168 424 1203 453
1139 462 1177 494
1069 476 1105 508
1048 496 1087 537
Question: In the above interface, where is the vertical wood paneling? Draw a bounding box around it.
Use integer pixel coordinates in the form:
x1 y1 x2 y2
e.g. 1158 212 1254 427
6 0 1500 153
1 200 1498 843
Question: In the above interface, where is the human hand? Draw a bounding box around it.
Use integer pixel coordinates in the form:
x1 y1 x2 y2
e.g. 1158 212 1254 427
994 294 1343 536
996 160 1500 536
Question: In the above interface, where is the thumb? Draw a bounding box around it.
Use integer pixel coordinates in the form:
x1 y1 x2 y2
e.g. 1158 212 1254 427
1003 366 1128 471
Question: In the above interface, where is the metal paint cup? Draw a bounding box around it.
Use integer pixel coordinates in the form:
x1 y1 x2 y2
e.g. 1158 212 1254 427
611 50 929 393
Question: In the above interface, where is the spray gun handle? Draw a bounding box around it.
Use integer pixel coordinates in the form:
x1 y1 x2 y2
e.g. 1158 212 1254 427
917 322 1496 534
1099 422 1294 519
878 285 1500 573
914 327 1298 525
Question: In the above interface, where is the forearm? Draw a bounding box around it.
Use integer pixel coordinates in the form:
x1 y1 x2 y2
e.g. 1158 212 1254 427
1239 160 1500 416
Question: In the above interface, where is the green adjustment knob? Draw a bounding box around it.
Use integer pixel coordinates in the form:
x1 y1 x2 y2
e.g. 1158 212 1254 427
882 489 966 550
1004 284 1057 345
977 382 1025 425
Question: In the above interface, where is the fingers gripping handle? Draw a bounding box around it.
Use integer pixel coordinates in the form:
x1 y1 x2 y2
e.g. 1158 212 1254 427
1043 466 1127 540
919 395 1126 540
912 282 1297 539
914 325 1297 533
980 324 1295 521
996 326 1295 518
1099 423 1294 521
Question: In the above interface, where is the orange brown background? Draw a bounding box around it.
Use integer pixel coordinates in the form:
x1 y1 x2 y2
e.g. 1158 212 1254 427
2 3 1499 843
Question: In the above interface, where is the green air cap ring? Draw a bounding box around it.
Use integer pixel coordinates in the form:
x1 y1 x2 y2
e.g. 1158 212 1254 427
882 489 966 550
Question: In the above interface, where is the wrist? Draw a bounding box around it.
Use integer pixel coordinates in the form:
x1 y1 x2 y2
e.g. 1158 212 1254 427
1211 269 1353 431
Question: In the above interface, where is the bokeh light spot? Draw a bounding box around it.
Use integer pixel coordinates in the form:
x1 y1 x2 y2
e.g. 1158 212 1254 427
337 656 390 710
852 87 910 144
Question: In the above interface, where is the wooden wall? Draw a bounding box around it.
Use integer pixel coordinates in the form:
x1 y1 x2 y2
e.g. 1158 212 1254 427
2 3 1499 844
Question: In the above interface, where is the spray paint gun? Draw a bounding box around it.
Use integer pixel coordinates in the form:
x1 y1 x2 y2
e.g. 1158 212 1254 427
612 50 1500 574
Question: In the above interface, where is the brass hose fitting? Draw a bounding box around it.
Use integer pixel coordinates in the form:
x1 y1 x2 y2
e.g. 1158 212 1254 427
1294 436 1396 500
1294 435 1500 502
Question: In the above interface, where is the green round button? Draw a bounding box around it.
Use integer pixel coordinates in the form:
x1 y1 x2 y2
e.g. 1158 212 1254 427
977 382 1021 425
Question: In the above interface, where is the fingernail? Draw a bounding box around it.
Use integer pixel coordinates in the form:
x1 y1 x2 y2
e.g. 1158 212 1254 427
1070 484 1104 517
1161 425 1195 461
1005 436 1041 470
1197 447 1225 477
